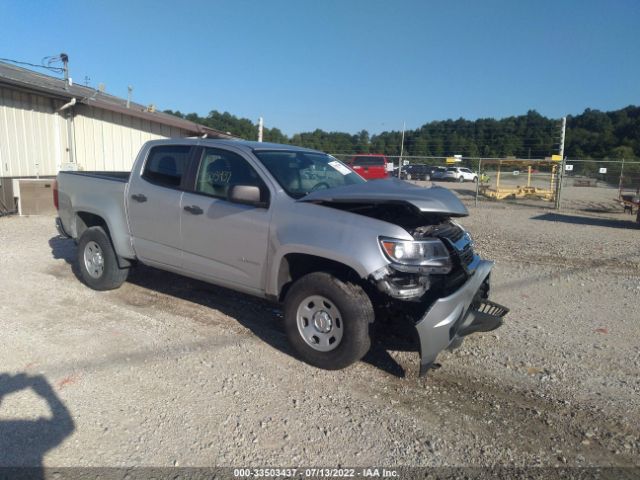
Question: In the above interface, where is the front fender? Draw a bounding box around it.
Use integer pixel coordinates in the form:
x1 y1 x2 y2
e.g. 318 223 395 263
265 201 410 297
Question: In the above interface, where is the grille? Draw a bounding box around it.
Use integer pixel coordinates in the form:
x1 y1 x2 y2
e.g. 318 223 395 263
458 243 474 266
413 221 474 268
414 222 464 242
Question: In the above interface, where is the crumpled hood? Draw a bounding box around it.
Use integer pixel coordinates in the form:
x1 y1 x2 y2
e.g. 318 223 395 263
299 178 468 216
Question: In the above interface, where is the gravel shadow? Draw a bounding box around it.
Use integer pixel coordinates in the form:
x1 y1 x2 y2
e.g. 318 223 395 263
532 212 639 229
48 236 414 378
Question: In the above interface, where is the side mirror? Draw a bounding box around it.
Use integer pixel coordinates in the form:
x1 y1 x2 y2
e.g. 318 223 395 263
227 185 267 207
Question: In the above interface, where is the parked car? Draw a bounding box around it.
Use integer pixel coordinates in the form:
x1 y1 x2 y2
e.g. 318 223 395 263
348 154 390 180
400 164 434 181
443 167 478 183
54 139 507 376
431 166 447 180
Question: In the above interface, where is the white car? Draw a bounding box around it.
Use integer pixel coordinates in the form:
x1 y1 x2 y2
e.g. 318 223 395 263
443 167 478 182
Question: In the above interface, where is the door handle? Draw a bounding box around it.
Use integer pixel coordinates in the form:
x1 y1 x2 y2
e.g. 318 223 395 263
131 194 147 203
183 205 203 215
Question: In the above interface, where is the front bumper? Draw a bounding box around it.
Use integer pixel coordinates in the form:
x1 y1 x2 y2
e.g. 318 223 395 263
415 259 508 376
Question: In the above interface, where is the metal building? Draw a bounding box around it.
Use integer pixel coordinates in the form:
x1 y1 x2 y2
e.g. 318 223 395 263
0 61 232 214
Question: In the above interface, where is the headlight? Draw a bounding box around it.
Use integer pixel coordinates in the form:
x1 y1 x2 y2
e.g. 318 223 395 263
379 237 452 273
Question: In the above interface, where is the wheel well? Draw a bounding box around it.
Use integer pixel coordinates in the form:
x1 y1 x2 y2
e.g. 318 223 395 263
75 212 132 268
76 211 108 237
277 253 362 302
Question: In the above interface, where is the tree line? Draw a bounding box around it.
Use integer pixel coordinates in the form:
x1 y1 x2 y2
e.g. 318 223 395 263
164 105 640 161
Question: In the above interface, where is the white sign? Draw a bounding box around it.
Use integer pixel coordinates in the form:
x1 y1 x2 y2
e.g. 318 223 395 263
565 164 574 171
328 160 351 176
386 162 394 172
599 167 607 174
403 160 409 166
512 170 520 176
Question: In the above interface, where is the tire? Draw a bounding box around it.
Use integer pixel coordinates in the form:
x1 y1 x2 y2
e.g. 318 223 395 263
425 174 431 181
406 173 412 180
473 176 478 183
458 176 464 183
77 226 129 291
283 272 374 370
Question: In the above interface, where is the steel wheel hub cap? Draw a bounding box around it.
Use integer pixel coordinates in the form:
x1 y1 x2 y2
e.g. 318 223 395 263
296 295 343 352
312 310 332 333
84 241 104 279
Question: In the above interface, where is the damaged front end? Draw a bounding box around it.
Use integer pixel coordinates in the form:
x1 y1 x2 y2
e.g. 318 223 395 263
371 219 509 376
300 182 508 376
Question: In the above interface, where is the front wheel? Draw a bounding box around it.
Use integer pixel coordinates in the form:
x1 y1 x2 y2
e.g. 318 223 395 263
77 226 129 290
283 272 374 370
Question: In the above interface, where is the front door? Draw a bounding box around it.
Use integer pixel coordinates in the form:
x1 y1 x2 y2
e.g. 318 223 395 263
180 147 271 294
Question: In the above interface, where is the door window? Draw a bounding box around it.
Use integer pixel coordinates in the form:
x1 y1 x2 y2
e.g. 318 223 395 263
142 145 191 188
194 148 266 200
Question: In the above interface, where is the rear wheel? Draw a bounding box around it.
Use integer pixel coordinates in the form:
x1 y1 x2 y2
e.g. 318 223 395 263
406 173 412 180
77 226 129 290
283 272 373 370
458 176 464 183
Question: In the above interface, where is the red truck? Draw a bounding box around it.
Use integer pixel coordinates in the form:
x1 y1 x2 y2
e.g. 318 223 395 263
348 154 390 180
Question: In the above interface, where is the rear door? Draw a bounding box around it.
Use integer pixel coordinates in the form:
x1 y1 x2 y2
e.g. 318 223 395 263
127 145 193 268
179 147 272 294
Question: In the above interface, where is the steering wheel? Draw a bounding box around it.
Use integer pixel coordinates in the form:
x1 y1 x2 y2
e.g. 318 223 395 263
310 182 331 192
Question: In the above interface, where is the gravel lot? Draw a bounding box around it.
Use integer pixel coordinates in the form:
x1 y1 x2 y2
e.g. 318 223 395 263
0 193 639 468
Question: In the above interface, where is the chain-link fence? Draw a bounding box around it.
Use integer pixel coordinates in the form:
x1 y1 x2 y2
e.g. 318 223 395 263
330 154 640 215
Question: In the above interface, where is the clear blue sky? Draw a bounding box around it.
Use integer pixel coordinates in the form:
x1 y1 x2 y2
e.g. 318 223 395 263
1 0 638 135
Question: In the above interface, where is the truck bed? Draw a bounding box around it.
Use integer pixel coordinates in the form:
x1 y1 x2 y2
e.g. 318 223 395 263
56 170 135 260
60 171 130 182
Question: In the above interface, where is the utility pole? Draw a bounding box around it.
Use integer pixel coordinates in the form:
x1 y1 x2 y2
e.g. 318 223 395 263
60 53 69 81
555 116 567 210
618 158 625 197
257 117 264 142
398 121 406 177
559 116 566 160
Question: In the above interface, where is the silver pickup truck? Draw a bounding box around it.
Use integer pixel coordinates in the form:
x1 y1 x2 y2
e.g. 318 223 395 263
54 139 508 375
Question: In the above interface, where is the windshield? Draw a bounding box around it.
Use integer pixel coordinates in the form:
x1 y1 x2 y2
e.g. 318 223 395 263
254 150 366 199
352 156 385 166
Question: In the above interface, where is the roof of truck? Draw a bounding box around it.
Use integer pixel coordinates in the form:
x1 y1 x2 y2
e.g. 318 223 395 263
146 138 323 153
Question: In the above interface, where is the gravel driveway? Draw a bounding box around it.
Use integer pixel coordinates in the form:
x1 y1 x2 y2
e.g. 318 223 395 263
0 203 638 468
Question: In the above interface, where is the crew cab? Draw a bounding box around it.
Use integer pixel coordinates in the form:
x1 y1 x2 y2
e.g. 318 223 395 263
348 154 390 180
54 139 507 376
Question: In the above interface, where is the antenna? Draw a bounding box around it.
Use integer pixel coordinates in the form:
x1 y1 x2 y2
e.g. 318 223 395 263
127 85 133 108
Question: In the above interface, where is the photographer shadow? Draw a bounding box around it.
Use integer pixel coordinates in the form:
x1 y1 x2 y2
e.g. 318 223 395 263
0 373 75 477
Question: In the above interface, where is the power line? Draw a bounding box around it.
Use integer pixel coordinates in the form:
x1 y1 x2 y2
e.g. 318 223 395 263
0 57 64 74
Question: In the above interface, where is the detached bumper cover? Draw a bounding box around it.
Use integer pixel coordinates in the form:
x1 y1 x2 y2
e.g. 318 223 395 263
415 259 508 376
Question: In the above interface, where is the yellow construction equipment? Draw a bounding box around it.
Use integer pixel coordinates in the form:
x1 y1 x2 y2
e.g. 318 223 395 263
479 159 558 201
